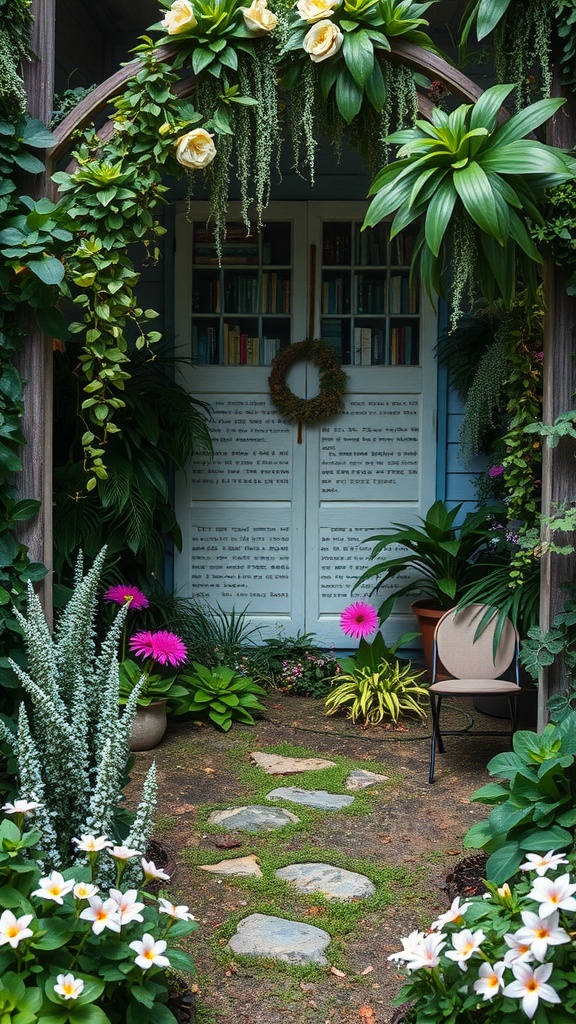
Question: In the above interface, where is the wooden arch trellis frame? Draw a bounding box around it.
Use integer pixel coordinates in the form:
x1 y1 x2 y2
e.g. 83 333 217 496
23 21 575 721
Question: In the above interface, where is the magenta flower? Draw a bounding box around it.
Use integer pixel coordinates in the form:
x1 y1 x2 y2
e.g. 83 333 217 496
104 584 149 610
340 602 379 640
535 351 543 361
488 465 505 478
129 630 187 667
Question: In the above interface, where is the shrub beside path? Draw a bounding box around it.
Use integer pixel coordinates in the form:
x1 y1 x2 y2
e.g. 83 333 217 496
128 694 520 1023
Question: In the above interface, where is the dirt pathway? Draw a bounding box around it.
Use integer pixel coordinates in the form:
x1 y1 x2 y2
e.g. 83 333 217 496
129 694 524 1024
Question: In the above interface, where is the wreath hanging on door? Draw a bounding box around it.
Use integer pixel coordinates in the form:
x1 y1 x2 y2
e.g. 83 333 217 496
268 339 348 425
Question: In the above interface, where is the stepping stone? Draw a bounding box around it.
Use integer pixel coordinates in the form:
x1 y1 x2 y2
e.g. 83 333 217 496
228 913 330 965
345 768 389 791
266 786 354 811
250 751 337 775
275 862 375 900
208 805 299 832
198 854 263 878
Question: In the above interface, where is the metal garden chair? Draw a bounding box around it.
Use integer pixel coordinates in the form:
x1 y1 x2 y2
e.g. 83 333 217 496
428 603 520 784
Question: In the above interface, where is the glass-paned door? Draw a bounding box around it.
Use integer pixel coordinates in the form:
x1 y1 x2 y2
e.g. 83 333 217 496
174 202 437 647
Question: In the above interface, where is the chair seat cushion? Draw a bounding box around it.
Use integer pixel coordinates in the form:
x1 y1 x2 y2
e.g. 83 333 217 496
430 679 519 696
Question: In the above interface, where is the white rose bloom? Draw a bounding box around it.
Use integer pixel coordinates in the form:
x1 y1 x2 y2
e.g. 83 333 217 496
240 0 278 33
161 0 197 34
175 129 217 170
303 19 343 62
296 0 340 22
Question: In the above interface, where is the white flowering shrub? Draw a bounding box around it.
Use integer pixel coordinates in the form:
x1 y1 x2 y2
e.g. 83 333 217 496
0 802 196 1024
389 849 576 1023
0 550 155 872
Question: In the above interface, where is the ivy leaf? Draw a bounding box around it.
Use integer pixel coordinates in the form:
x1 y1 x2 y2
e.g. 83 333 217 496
27 257 65 286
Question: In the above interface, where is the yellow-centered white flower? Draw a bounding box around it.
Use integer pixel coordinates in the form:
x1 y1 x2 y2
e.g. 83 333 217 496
430 896 471 931
520 850 569 876
514 909 571 961
445 928 486 971
473 961 506 1001
296 0 340 22
503 962 561 1019
240 0 277 32
527 872 576 918
130 932 171 970
161 0 197 34
0 910 34 948
158 897 195 921
109 845 142 861
175 129 217 170
79 895 122 934
32 871 75 905
109 888 145 925
141 857 171 882
54 974 84 1001
1 798 42 815
73 881 99 900
72 834 113 853
302 19 343 62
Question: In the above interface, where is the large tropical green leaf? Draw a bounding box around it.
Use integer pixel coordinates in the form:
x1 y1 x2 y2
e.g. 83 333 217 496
489 97 567 147
342 29 374 88
335 69 364 124
476 0 513 40
453 162 503 240
424 181 457 256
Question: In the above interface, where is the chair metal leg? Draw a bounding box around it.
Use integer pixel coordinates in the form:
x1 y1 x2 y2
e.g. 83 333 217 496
429 694 445 784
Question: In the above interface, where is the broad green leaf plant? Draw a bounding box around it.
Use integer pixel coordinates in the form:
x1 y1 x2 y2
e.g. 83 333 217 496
179 662 267 730
324 658 427 725
363 84 575 324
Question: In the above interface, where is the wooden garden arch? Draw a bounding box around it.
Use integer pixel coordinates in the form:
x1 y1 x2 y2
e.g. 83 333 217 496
23 1 576 724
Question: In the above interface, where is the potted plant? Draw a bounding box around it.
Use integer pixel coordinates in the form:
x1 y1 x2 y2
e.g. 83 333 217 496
353 500 503 675
119 630 190 751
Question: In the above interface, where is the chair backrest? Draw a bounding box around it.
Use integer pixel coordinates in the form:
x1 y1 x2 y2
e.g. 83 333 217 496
434 604 518 681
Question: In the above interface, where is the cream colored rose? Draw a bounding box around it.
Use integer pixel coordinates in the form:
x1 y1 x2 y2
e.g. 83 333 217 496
303 19 343 62
296 0 340 23
240 0 278 33
161 0 197 34
175 129 216 170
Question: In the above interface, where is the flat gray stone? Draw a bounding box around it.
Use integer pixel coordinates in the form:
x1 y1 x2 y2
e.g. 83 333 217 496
266 786 354 811
198 854 263 877
208 805 299 832
275 862 375 900
228 913 330 965
250 751 337 775
345 768 388 791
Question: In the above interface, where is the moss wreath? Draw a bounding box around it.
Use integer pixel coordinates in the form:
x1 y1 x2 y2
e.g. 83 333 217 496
268 339 348 440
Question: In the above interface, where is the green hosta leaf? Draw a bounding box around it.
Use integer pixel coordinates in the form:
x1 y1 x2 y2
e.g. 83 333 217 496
335 69 364 124
453 162 503 242
424 181 457 256
485 841 522 884
476 0 513 40
192 47 216 75
342 29 374 89
519 824 574 851
469 782 509 804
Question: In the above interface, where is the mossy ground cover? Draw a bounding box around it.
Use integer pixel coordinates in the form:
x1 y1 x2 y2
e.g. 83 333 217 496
129 692 510 1023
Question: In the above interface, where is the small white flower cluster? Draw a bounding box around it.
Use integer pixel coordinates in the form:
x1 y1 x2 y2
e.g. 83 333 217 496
389 851 575 1020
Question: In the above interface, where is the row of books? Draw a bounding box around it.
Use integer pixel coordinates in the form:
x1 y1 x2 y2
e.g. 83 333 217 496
353 326 418 365
191 324 285 365
261 272 291 314
389 274 419 315
322 229 418 269
322 277 350 315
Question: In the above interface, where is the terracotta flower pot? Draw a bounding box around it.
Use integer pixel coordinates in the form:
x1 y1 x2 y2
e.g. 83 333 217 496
129 700 168 751
411 601 451 681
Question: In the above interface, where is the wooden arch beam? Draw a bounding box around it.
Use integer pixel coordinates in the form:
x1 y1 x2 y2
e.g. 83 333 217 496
49 39 483 167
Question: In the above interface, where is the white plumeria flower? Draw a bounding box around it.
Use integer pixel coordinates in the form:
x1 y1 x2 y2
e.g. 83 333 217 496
73 881 99 900
109 888 145 925
31 871 75 905
503 961 561 1019
1 799 43 815
0 909 34 948
72 834 113 853
514 909 571 962
503 932 535 967
109 845 142 861
520 850 569 876
54 974 84 1000
430 897 471 931
396 932 446 972
444 928 486 971
473 961 506 1001
79 896 121 934
158 897 195 922
388 929 427 963
527 872 576 918
129 932 171 970
141 858 171 882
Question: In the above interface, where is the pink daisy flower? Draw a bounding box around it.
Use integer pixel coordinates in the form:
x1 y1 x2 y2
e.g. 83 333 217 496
129 630 187 668
104 584 149 610
340 602 379 640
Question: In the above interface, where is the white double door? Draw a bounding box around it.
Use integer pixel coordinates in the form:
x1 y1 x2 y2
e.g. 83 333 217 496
174 202 437 648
